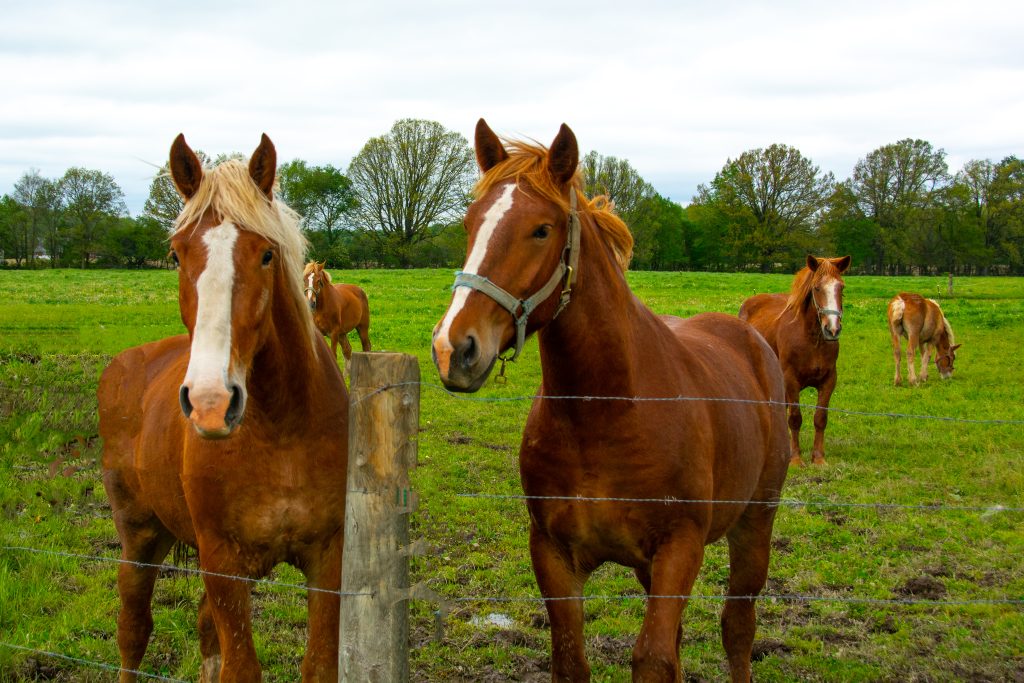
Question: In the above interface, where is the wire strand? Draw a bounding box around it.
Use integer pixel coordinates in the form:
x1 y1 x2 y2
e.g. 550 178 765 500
0 642 188 683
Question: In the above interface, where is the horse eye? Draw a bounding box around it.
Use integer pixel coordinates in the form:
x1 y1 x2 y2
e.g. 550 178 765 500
169 250 179 266
533 225 551 239
262 250 273 266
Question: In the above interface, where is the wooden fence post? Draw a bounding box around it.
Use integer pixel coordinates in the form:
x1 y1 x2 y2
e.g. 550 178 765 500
339 352 420 682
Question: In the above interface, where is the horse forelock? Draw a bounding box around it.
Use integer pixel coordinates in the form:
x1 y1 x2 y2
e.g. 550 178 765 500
175 159 313 337
474 139 634 272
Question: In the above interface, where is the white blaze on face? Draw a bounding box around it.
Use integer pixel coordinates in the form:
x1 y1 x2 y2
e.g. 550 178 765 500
306 271 316 305
183 222 239 397
433 183 516 375
821 277 842 334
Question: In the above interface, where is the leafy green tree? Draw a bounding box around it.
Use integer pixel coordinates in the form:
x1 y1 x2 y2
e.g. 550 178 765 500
850 139 948 271
11 169 50 267
820 182 881 272
347 119 475 265
987 156 1024 272
277 159 356 263
581 151 656 219
58 168 127 268
101 215 169 267
696 144 833 271
0 195 26 265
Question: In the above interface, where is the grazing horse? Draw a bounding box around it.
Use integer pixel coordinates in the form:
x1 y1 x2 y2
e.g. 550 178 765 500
98 134 348 682
432 119 789 682
888 292 960 385
739 256 851 466
302 261 372 361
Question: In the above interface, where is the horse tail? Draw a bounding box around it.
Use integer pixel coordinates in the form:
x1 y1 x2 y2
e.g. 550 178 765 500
356 287 371 327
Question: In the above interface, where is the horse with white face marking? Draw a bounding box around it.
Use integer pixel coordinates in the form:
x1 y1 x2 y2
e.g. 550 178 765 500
98 134 348 682
888 292 961 386
434 119 789 682
739 255 851 465
302 261 372 362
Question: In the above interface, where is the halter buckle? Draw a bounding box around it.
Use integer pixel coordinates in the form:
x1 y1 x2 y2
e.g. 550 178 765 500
561 265 574 296
493 355 511 385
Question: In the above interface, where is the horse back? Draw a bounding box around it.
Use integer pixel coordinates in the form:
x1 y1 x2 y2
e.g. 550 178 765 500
890 292 944 343
334 283 371 327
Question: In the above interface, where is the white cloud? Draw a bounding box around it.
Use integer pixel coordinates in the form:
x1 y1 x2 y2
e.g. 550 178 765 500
1 0 1022 211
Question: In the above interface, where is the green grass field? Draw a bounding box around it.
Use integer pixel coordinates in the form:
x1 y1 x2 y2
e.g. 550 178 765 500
1 268 1022 682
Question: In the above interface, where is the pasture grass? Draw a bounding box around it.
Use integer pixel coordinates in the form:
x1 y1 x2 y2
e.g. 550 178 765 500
1 268 1022 681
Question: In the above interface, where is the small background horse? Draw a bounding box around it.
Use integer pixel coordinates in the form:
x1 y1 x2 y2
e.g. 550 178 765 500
432 119 788 682
303 261 372 361
739 255 851 466
888 292 960 385
98 134 348 682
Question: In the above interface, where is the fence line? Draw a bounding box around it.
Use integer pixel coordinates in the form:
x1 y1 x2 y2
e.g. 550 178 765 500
0 642 187 683
455 492 1023 513
353 381 1024 426
1 546 374 598
4 544 1021 609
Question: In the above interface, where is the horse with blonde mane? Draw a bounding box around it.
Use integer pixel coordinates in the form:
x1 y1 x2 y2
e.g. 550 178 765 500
432 119 789 682
98 134 348 682
739 255 851 466
302 261 371 361
888 292 960 385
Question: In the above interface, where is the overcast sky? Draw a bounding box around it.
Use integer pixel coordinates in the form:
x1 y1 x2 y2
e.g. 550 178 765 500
2 0 1022 215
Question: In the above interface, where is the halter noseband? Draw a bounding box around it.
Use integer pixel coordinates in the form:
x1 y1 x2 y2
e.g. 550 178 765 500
452 189 582 364
812 291 843 341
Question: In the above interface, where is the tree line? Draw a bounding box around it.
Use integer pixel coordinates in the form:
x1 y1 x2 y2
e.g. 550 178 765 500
3 119 1022 274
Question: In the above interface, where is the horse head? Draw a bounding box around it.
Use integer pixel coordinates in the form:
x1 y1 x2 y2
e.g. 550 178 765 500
303 261 330 311
169 133 304 439
806 254 851 341
432 119 581 392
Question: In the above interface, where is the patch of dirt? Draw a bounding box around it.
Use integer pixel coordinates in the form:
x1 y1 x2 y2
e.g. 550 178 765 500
897 542 929 552
445 432 473 445
17 657 64 680
588 634 633 666
976 570 1007 588
751 638 793 661
467 628 544 651
870 614 900 634
771 536 792 553
895 576 947 600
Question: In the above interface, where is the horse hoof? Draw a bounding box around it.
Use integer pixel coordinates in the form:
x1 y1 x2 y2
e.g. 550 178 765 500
789 456 804 467
812 456 826 465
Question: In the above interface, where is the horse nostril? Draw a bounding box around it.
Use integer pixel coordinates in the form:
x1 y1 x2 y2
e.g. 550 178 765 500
225 385 244 426
178 386 193 418
457 335 479 369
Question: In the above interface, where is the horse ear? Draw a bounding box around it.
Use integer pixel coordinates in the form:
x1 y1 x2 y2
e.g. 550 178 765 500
806 254 820 272
547 123 579 187
951 343 962 351
249 133 277 199
475 119 508 172
324 270 332 283
169 134 203 200
834 255 852 273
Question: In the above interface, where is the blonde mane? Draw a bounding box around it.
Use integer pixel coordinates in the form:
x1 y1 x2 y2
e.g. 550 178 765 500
941 315 955 346
474 139 634 271
174 159 312 334
783 258 845 319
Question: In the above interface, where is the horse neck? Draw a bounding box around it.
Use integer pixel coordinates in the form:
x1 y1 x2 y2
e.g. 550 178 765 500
795 293 825 339
537 219 646 397
250 279 329 423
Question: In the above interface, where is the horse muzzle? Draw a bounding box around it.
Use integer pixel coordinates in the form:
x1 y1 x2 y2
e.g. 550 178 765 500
179 382 246 439
431 332 497 393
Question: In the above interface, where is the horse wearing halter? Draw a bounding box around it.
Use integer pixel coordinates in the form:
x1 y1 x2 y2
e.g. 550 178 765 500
451 189 582 365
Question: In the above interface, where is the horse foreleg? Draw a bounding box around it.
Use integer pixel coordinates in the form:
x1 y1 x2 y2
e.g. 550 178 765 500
329 333 339 359
301 541 342 682
113 529 175 682
633 523 705 682
340 335 353 361
721 507 778 683
811 375 836 465
529 525 590 682
197 592 221 683
201 568 261 682
919 343 932 383
784 377 804 466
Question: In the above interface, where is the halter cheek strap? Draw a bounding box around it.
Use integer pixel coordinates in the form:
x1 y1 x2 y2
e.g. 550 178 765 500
451 189 581 363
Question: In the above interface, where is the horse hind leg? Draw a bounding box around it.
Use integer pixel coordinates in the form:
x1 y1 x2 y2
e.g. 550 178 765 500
810 375 836 465
721 506 778 683
906 332 921 385
919 343 932 383
890 330 904 386
357 323 371 353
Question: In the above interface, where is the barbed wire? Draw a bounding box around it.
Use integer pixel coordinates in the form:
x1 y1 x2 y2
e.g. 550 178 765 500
0 546 373 598
451 593 1024 607
0 642 187 683
455 492 1024 513
352 381 1024 426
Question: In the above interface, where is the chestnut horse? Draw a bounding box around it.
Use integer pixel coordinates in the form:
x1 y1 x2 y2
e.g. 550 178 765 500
98 135 348 682
888 292 961 385
432 120 789 682
302 261 372 361
739 255 851 466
